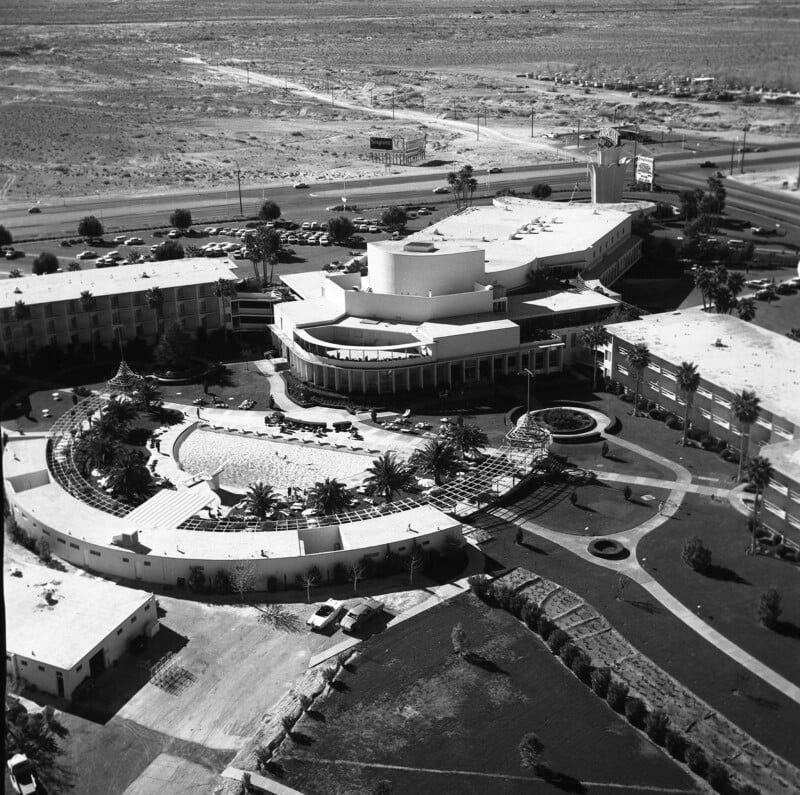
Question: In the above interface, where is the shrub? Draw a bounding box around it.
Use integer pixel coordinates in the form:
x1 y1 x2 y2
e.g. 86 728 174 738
321 665 337 685
213 570 231 594
451 623 469 656
624 696 647 728
644 709 669 745
521 602 541 629
35 538 52 563
590 667 611 698
547 629 570 654
297 694 311 711
254 746 271 773
686 744 708 777
682 536 712 573
508 593 527 618
757 588 782 630
570 490 578 506
571 653 593 683
187 566 206 592
664 729 686 761
492 582 515 610
537 615 555 640
606 680 629 712
559 642 581 668
707 760 729 792
468 573 491 601
280 715 293 734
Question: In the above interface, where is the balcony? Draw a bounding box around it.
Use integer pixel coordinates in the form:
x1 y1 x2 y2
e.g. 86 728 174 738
292 328 432 367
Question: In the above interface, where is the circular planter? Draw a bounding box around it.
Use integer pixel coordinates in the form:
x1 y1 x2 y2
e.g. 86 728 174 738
529 408 596 436
588 538 628 559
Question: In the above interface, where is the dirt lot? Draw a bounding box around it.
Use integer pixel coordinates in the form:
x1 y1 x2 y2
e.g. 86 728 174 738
1 1 797 202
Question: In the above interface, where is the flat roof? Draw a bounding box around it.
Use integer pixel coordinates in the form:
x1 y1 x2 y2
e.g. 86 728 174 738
5 562 154 670
385 198 634 278
761 440 800 484
338 505 459 549
0 258 238 309
607 310 800 426
508 288 618 319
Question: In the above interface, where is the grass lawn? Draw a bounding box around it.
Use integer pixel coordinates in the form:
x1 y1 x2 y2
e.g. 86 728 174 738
275 596 696 795
466 510 800 768
638 492 800 685
508 477 672 536
550 438 677 483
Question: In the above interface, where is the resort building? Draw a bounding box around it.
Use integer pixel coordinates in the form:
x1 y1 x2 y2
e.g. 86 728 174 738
602 310 800 543
272 197 644 396
0 258 238 361
6 563 158 701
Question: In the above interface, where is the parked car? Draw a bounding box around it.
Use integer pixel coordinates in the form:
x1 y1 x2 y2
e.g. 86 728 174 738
755 288 776 301
752 226 777 236
488 166 504 173
7 753 37 795
125 237 144 245
432 186 450 194
27 206 41 214
745 279 770 288
4 248 24 259
77 250 97 259
113 235 127 244
293 182 309 189
699 160 717 168
307 598 345 631
340 597 384 633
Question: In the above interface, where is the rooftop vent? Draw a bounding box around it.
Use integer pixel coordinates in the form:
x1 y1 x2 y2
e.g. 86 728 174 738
404 241 437 253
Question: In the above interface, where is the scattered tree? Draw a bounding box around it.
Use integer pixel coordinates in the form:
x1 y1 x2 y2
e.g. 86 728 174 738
405 547 424 586
308 477 354 515
106 450 154 503
32 252 59 275
169 208 192 230
348 560 366 593
737 297 757 322
581 323 610 391
409 439 459 485
757 588 781 630
682 536 712 574
326 215 355 244
77 215 104 240
746 455 773 553
0 224 13 247
364 451 415 503
230 562 257 601
248 225 282 284
446 422 489 459
300 568 321 603
451 622 469 656
258 200 281 222
731 389 761 482
518 732 545 771
152 240 185 261
380 206 408 230
153 321 195 373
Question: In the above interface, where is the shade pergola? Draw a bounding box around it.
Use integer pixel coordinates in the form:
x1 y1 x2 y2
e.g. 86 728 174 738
106 359 140 399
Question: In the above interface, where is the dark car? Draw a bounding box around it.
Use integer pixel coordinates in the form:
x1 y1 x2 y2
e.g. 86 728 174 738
4 248 24 260
27 206 41 213
488 167 503 174
699 161 717 168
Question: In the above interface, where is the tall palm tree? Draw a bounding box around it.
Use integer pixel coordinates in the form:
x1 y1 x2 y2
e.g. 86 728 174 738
727 271 746 300
106 450 154 503
79 432 123 474
694 268 713 311
731 389 761 482
245 480 276 519
103 397 139 432
308 478 353 515
212 279 237 345
625 342 651 417
410 439 460 486
713 283 735 314
447 423 489 460
145 286 164 341
79 290 97 360
12 300 32 367
364 452 415 503
675 361 700 447
746 455 773 554
737 297 756 322
581 323 610 391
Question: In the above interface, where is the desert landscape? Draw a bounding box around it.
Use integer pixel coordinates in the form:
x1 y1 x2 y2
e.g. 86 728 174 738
1 0 798 201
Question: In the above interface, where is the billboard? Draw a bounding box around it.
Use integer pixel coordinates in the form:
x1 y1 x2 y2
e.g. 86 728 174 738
370 136 393 151
635 155 654 184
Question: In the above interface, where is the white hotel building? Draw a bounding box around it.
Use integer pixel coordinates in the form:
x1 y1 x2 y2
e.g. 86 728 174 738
272 197 645 395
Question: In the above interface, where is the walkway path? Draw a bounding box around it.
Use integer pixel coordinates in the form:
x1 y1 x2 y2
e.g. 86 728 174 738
488 429 800 706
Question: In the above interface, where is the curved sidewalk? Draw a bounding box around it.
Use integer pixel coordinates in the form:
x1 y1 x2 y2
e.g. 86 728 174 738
489 431 800 706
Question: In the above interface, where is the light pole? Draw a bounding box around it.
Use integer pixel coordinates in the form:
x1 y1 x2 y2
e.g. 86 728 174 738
234 161 243 217
740 124 749 174
531 104 534 137
518 367 535 427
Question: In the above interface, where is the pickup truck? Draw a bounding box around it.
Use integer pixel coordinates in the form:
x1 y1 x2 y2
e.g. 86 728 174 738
340 598 384 633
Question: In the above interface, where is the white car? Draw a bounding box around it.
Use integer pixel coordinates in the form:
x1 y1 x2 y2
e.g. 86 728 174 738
125 237 144 245
432 186 449 194
306 598 345 631
7 754 37 795
77 250 97 259
113 234 127 244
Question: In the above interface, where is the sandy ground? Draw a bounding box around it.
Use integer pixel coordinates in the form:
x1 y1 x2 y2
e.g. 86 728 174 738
1 1 798 202
729 166 800 197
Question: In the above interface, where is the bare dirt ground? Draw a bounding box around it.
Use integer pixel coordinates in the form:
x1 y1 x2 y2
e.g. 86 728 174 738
1 0 798 202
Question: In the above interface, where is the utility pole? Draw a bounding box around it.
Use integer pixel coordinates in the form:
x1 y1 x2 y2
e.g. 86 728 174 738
234 161 243 217
246 64 249 88
576 121 581 147
477 114 480 141
729 139 736 175
740 124 748 174
392 91 395 120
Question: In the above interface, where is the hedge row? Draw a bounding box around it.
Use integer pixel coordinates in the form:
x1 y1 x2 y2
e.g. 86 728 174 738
468 574 754 795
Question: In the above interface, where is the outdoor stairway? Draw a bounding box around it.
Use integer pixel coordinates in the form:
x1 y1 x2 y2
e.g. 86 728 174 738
125 484 217 529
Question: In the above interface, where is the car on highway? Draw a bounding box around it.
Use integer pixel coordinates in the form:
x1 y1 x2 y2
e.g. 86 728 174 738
77 250 97 259
293 182 309 189
340 597 384 633
27 206 41 214
488 167 503 173
699 161 717 168
307 598 345 631
752 227 778 236
7 753 37 795
113 235 127 244
125 237 144 245
745 279 770 289
432 186 450 194
4 248 24 260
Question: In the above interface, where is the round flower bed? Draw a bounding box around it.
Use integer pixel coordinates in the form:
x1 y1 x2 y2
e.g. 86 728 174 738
588 538 628 559
533 407 596 436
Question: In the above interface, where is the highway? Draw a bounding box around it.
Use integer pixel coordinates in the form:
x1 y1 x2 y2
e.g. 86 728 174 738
2 144 798 242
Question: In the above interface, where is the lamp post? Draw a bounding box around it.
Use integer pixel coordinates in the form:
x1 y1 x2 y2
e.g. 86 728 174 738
234 161 243 217
518 367 535 428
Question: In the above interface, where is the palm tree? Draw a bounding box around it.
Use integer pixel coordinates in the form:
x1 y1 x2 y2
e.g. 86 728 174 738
145 286 164 341
106 450 154 503
675 361 700 447
731 390 761 482
12 300 32 366
103 397 139 431
737 297 756 322
446 171 460 208
79 290 97 360
308 478 354 515
746 456 773 554
364 452 415 503
79 432 123 474
713 283 735 314
727 271 746 300
410 439 460 486
581 323 610 391
625 342 651 417
447 423 490 460
694 268 714 311
245 480 276 519
212 278 237 345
